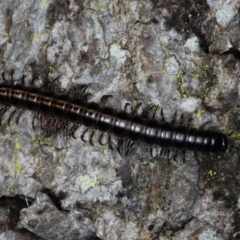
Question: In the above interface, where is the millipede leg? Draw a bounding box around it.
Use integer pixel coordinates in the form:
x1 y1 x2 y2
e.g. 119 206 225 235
160 148 164 158
40 115 45 131
124 103 130 112
32 113 36 130
141 104 158 119
43 76 60 91
79 85 91 101
0 106 9 114
43 118 53 136
166 149 171 164
159 148 171 163
2 72 7 82
21 75 26 85
81 128 89 143
150 146 153 157
89 129 96 146
2 70 15 83
99 95 113 107
58 120 68 134
194 151 198 162
182 149 186 164
32 113 38 130
187 117 193 128
52 118 60 134
69 124 80 139
10 70 14 84
84 93 92 101
160 108 165 121
52 76 61 84
16 110 24 125
172 149 178 162
31 76 39 86
44 76 61 91
207 126 219 131
0 106 9 125
125 139 135 155
8 109 18 126
171 111 177 125
152 105 158 119
42 81 52 91
132 103 142 116
117 137 124 154
68 84 91 100
42 117 58 136
117 137 134 156
99 132 105 145
180 114 184 125
200 120 212 129
108 134 113 150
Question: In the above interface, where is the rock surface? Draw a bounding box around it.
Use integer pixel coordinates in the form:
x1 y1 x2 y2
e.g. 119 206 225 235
0 0 240 239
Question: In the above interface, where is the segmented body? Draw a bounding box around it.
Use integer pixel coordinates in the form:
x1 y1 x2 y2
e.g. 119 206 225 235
0 83 228 153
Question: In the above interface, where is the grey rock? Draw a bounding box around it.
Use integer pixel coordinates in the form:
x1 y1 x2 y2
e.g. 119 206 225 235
0 0 239 239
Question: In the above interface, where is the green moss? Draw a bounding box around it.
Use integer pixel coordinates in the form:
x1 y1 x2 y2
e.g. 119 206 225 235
59 65 65 72
17 18 25 24
15 141 25 174
194 73 200 80
162 45 170 58
42 0 48 6
181 21 192 33
203 64 210 70
15 142 21 150
8 181 15 189
96 2 108 12
105 60 110 68
154 203 162 211
196 109 204 118
3 31 9 37
48 66 54 74
78 174 100 193
15 159 25 174
8 120 14 127
208 169 217 177
109 159 116 166
177 81 189 98
32 34 39 44
230 131 240 142
176 73 182 79
31 137 45 146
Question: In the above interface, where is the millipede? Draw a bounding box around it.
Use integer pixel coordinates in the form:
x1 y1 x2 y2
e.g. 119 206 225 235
0 70 231 161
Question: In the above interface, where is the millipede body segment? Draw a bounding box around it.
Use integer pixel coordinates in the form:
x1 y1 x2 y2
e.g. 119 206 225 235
0 83 228 153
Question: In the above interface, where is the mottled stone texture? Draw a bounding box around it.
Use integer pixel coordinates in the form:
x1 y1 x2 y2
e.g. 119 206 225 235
0 0 240 239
